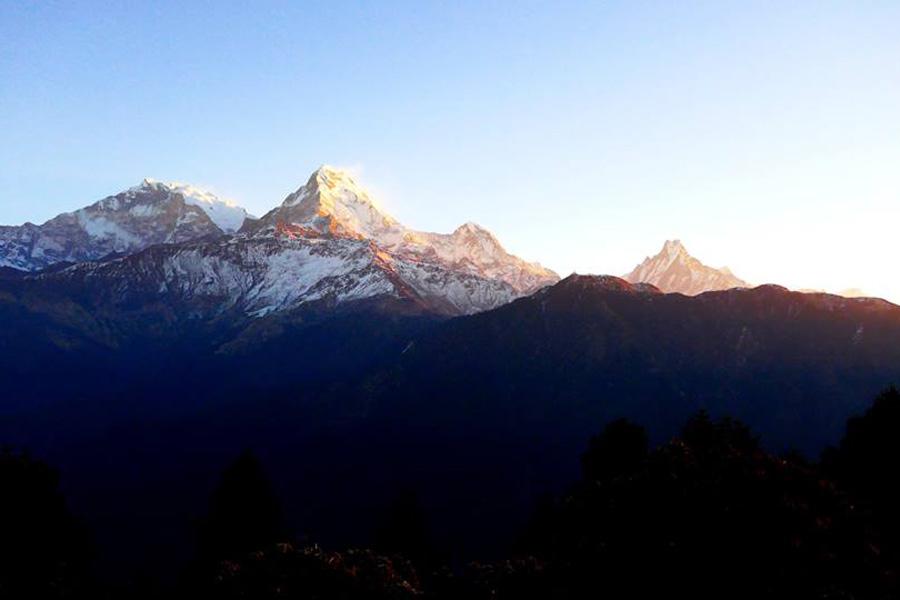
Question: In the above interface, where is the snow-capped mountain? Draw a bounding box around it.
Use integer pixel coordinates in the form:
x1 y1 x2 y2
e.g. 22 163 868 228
153 179 251 233
246 167 557 295
838 288 869 299
41 166 559 317
797 286 872 299
624 239 747 295
0 179 253 271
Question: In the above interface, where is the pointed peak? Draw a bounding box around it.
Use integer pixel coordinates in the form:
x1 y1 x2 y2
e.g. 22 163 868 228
315 164 354 180
450 222 508 255
271 166 399 238
624 239 748 295
303 165 360 192
454 221 491 236
662 239 689 257
124 179 250 232
133 177 167 192
286 166 371 207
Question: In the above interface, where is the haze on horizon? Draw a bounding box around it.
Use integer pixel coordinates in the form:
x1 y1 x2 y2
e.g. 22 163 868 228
1 1 898 302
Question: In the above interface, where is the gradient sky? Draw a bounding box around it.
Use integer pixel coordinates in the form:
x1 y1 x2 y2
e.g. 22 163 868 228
2 1 899 301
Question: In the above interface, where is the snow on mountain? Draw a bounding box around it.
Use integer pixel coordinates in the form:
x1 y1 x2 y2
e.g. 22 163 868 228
142 179 253 233
624 239 748 295
249 166 404 242
60 235 401 318
248 166 558 296
0 179 253 271
34 166 559 317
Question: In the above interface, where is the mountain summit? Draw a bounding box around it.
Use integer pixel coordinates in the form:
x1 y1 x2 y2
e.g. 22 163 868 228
244 165 558 298
139 179 253 233
0 179 253 271
246 166 402 241
5 166 558 318
624 239 747 295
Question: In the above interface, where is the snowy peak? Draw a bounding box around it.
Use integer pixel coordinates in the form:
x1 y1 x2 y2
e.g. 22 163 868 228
452 221 496 241
662 239 689 259
250 166 559 296
447 222 505 257
624 240 748 295
259 166 401 241
132 178 253 232
0 179 252 271
1 166 559 316
282 166 372 210
400 223 556 295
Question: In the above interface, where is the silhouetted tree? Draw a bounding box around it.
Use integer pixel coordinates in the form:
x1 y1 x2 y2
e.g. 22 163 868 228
180 449 286 596
524 412 890 599
823 386 900 557
197 450 285 563
0 448 93 599
175 394 900 600
580 418 648 481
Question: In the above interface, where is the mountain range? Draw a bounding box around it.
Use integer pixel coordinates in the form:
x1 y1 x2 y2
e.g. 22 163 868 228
1 167 558 318
2 166 899 581
2 168 878 308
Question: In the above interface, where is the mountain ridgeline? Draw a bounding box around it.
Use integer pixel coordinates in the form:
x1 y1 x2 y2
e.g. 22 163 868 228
1 168 899 587
0 167 558 321
376 275 900 452
2 272 899 582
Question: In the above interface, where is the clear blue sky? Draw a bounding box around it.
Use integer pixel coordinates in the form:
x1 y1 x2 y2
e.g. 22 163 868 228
2 1 898 300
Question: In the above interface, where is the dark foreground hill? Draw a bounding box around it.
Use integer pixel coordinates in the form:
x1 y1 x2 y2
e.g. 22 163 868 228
372 274 900 453
7 394 900 599
1 273 899 583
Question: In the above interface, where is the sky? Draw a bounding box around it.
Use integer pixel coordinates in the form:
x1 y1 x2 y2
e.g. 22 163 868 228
1 1 899 301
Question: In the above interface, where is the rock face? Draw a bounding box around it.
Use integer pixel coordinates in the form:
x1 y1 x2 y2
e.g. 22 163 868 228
0 179 252 271
15 166 559 317
624 239 748 295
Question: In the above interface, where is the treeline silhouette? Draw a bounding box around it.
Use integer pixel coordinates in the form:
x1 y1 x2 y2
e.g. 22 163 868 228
3 388 900 599
0 449 93 599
